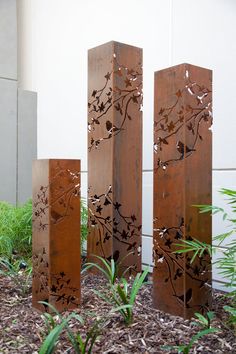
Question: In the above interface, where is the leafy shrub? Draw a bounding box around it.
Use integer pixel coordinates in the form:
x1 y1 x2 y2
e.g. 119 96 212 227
0 199 32 259
0 198 88 258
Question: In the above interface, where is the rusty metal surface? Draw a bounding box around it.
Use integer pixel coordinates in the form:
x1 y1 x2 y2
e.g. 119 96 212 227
32 159 81 312
153 64 212 318
87 41 142 273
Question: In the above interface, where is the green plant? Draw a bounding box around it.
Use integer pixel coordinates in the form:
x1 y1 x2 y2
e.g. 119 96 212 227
0 198 88 258
175 238 212 262
162 312 219 353
192 311 215 329
94 266 150 325
82 253 133 285
0 199 32 259
40 302 82 350
81 198 88 253
75 320 102 354
39 313 80 354
41 312 59 335
39 302 101 354
82 255 118 285
0 257 32 295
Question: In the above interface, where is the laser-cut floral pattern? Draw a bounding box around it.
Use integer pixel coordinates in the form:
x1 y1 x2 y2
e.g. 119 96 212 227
88 57 142 151
154 70 212 171
33 162 80 231
32 160 81 312
153 217 210 311
88 185 142 271
32 248 80 309
87 43 142 275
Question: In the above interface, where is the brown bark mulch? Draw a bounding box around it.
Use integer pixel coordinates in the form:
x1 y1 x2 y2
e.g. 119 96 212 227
0 273 235 354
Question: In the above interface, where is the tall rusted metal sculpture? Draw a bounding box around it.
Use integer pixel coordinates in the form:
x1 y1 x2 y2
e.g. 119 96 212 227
153 64 212 318
87 41 143 273
32 159 81 312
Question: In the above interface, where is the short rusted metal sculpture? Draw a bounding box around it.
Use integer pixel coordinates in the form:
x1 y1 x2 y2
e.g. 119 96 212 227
153 63 212 318
32 159 81 312
87 41 143 273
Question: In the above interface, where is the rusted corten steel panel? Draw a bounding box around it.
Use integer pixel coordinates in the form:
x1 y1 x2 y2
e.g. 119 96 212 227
32 159 81 312
87 41 142 273
153 64 212 318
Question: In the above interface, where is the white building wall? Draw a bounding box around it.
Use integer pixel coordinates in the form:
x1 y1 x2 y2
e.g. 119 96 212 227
17 0 236 289
0 0 37 205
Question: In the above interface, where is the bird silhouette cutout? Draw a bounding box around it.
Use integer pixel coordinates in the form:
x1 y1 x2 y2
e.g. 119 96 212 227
176 141 196 158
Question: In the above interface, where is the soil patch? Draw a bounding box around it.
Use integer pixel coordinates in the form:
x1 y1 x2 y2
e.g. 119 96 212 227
0 274 235 353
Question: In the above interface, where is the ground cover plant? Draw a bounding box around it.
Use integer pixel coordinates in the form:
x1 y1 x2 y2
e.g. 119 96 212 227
0 199 32 260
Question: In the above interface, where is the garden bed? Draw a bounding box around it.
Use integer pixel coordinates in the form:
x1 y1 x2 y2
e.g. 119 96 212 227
0 273 235 353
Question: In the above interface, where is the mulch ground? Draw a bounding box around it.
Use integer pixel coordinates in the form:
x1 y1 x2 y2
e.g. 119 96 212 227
0 273 235 354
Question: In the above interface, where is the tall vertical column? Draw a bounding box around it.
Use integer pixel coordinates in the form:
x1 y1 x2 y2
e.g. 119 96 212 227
32 159 81 312
87 41 142 273
153 64 212 318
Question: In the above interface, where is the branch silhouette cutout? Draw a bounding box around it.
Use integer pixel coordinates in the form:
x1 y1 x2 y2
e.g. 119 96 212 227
88 57 142 151
154 70 212 171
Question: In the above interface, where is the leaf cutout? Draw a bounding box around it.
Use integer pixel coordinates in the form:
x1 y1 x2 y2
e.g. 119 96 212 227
104 72 111 80
175 89 182 97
